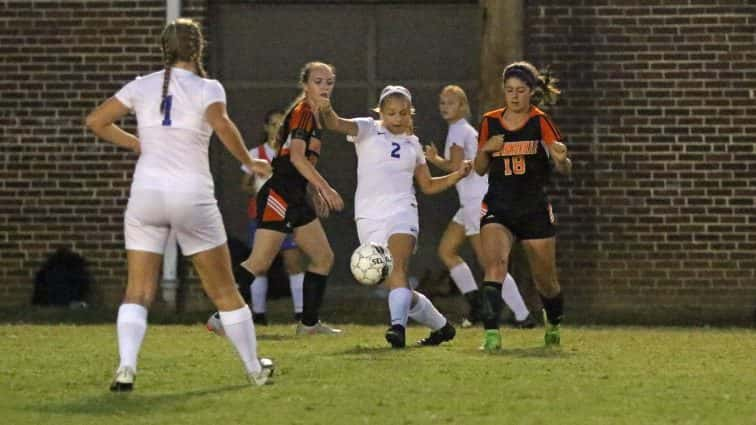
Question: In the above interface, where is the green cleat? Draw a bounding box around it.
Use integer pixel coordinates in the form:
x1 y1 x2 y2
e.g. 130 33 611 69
480 329 502 352
542 310 561 346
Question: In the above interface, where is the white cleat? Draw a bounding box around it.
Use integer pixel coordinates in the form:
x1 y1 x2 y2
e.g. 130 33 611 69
248 358 275 386
295 321 343 335
109 366 136 392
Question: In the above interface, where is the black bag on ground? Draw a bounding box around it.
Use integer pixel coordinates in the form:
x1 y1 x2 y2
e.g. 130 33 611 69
32 247 92 306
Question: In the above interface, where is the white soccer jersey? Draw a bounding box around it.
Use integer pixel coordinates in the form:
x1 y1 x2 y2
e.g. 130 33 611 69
444 118 488 201
115 67 226 199
350 117 425 220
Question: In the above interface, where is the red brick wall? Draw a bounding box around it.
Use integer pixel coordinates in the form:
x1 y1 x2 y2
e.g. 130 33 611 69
525 0 756 324
1 0 208 308
2 1 754 324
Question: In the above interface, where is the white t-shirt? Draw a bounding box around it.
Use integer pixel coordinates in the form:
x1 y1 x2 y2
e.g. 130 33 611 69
115 67 226 199
444 118 488 201
350 117 425 220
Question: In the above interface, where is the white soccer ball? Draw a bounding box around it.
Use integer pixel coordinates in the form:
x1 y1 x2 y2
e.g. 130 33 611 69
349 243 393 286
206 312 225 336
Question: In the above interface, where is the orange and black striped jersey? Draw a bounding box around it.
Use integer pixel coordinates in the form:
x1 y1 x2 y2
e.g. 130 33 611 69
269 100 322 200
478 106 562 212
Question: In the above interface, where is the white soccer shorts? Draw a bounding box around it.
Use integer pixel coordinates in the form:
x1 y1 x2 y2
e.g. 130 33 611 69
124 189 227 256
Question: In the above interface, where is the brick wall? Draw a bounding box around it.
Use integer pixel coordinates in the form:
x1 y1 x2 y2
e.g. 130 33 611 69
2 1 754 324
525 0 756 324
1 0 208 308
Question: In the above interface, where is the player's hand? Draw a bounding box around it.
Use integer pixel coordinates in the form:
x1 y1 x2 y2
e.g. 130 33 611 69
250 158 272 178
481 135 505 154
307 183 330 218
423 144 440 163
318 184 344 212
457 160 473 178
550 141 568 162
310 96 333 114
131 139 141 154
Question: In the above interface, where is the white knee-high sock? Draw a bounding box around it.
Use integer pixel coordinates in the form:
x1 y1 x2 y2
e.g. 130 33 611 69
116 303 148 372
289 273 304 313
408 291 447 331
388 287 412 327
250 276 268 314
449 262 478 295
219 306 262 375
502 273 529 321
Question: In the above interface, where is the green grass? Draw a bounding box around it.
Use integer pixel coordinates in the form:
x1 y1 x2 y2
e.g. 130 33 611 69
1 315 754 425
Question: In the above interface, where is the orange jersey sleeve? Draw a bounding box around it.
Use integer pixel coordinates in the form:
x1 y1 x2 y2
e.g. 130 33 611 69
477 116 491 150
539 114 562 146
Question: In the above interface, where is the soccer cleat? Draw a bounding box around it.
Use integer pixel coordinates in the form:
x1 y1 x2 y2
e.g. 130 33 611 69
543 310 561 346
253 313 269 326
295 321 343 335
206 312 225 336
512 313 538 329
109 366 135 392
385 324 406 348
460 318 474 328
480 329 502 352
248 357 275 386
293 312 303 322
417 322 456 346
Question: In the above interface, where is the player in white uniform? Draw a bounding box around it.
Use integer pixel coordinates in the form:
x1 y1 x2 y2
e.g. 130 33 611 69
240 110 305 325
424 86 535 328
315 85 472 348
85 19 274 390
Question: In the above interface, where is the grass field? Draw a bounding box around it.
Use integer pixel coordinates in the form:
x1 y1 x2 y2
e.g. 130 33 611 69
1 306 754 425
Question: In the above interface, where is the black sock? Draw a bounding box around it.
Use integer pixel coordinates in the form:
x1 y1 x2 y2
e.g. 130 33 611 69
464 290 482 319
540 291 564 325
479 282 502 330
301 271 328 326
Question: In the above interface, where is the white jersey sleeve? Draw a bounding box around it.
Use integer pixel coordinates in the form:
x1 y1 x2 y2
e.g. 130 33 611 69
202 79 226 109
443 123 467 158
411 136 426 166
114 79 137 110
349 117 376 144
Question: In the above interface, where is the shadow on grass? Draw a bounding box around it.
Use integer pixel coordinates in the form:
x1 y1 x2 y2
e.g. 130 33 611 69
479 346 575 359
31 384 249 416
335 344 405 357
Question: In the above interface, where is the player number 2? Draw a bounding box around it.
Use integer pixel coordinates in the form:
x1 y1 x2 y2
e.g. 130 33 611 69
503 155 526 175
161 95 173 126
390 142 400 158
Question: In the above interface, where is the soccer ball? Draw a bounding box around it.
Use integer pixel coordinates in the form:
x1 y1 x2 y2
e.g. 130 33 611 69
206 312 224 336
350 243 393 286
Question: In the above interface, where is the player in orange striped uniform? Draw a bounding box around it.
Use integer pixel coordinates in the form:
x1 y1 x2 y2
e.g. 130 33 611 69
474 61 572 350
241 62 344 335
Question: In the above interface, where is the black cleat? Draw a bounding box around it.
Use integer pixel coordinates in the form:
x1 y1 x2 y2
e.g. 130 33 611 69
417 322 456 346
253 313 268 326
512 313 538 329
385 324 406 348
293 312 303 322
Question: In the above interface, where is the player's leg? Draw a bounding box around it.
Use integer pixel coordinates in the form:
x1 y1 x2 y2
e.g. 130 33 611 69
521 237 562 346
281 243 305 321
192 243 273 385
111 249 162 392
439 217 482 327
478 220 515 351
246 220 271 325
382 232 416 348
111 191 166 392
470 233 533 327
293 218 340 334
